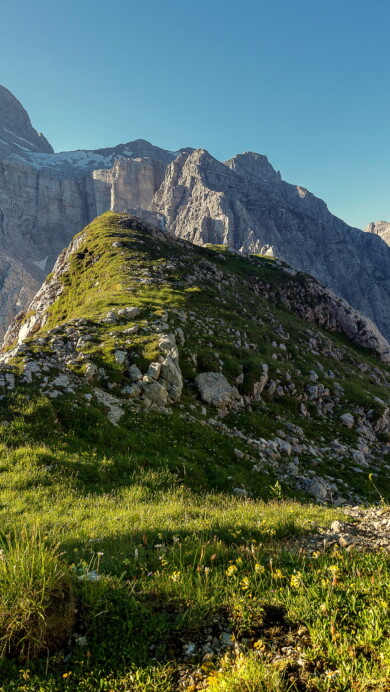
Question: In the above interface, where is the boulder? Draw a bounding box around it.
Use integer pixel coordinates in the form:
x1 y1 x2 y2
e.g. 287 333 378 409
146 362 162 380
195 372 241 408
115 350 128 365
340 413 354 429
160 355 183 402
142 381 168 407
128 365 143 382
305 477 329 501
84 363 98 381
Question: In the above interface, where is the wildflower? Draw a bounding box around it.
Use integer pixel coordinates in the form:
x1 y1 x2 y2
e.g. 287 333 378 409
63 672 72 678
253 639 265 650
240 576 250 590
272 569 285 579
170 571 181 582
311 551 320 559
290 571 303 589
235 557 243 565
254 563 265 574
226 564 238 577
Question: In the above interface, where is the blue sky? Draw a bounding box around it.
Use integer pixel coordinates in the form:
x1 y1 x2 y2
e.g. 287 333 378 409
1 0 389 229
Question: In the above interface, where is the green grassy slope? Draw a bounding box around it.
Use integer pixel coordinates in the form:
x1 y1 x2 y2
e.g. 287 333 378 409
0 212 389 690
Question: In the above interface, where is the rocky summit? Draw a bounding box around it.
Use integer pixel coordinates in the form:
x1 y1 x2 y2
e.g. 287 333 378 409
2 85 390 349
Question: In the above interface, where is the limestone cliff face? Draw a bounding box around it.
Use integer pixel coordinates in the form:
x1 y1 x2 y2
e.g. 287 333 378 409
151 149 390 341
93 157 167 216
365 221 390 246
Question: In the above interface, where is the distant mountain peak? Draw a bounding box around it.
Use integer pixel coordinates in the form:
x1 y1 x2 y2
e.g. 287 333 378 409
0 85 53 158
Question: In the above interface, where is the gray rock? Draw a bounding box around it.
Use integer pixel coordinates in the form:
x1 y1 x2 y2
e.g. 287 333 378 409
146 361 162 380
123 325 139 335
22 361 41 383
128 365 143 382
93 388 124 425
84 363 98 380
252 364 268 399
53 374 71 388
305 477 329 501
160 355 183 402
118 307 140 319
340 413 354 428
114 350 127 365
142 381 168 407
121 384 141 398
233 488 249 498
104 311 118 324
195 372 241 408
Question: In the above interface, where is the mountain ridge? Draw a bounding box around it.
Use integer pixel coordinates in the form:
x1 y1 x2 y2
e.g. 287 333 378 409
1 212 390 687
1 84 390 350
2 210 390 507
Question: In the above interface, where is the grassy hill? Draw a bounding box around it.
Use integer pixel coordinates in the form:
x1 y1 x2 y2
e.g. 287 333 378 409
0 212 389 690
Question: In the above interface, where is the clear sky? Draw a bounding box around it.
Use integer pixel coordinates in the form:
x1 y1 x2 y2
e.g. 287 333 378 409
1 0 389 229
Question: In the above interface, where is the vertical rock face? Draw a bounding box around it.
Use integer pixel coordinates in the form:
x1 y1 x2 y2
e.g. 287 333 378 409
93 157 167 215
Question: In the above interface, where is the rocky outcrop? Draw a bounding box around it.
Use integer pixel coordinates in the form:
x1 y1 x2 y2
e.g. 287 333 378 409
250 271 390 363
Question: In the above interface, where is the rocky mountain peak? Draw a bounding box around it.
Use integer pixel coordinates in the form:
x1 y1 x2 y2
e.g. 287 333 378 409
225 151 282 184
0 85 53 158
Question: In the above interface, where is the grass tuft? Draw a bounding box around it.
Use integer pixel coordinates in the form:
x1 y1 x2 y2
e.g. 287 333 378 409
0 529 75 659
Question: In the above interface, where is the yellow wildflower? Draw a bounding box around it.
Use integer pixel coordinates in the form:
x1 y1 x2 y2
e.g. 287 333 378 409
226 564 238 576
241 576 250 590
272 568 285 579
253 639 265 650
290 571 303 589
